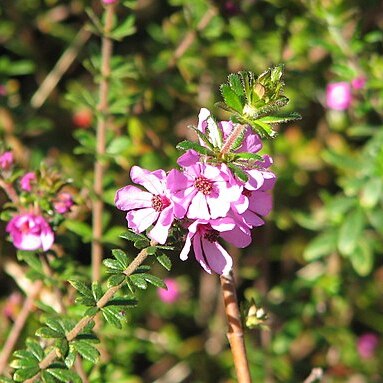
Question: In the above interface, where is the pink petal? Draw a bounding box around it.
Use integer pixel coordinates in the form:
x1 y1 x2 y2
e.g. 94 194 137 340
130 166 165 195
115 186 152 211
249 192 273 216
126 208 158 233
148 206 174 244
220 226 251 248
188 192 210 219
201 240 233 275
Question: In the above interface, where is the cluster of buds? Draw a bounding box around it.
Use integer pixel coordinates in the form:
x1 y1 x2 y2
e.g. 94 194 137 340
0 151 74 252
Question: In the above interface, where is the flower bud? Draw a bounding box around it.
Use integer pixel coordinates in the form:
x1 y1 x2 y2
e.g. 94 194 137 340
0 151 13 170
326 82 352 111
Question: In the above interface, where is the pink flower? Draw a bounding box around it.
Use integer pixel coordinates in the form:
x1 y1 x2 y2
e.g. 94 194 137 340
326 82 352 110
6 213 54 251
157 278 180 303
168 162 242 220
115 166 176 244
102 0 117 3
0 151 13 170
3 291 22 320
351 76 366 90
53 192 74 214
20 172 36 192
180 218 250 275
357 333 379 359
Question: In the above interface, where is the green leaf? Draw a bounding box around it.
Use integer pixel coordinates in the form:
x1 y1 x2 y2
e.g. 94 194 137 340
75 296 97 306
303 231 337 261
134 238 150 249
101 307 123 329
13 366 40 381
156 253 172 271
110 15 136 40
42 370 58 383
104 258 124 272
146 246 157 255
46 367 81 383
12 350 35 361
107 274 126 288
0 377 15 383
26 338 44 362
10 357 39 369
64 220 92 242
120 230 147 242
72 341 100 364
64 351 76 369
176 140 212 156
129 274 148 289
105 298 138 308
92 282 103 301
141 274 166 288
350 242 374 276
338 208 365 256
234 152 263 162
55 339 69 359
360 178 382 208
84 307 99 317
368 210 383 235
228 73 244 96
227 163 248 182
220 84 243 113
36 326 63 339
45 319 65 336
252 119 277 138
189 125 215 151
258 112 301 124
68 279 94 299
111 248 129 269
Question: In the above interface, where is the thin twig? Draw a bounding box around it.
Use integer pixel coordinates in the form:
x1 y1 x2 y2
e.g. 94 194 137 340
0 178 19 204
24 245 150 383
91 3 115 282
30 27 91 109
0 281 43 375
220 271 252 383
168 6 217 68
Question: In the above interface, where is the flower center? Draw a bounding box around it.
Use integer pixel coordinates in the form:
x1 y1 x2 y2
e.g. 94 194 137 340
151 195 171 212
203 228 220 243
194 176 213 195
243 189 252 198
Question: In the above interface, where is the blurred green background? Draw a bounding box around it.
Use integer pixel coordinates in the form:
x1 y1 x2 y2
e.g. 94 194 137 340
0 0 382 382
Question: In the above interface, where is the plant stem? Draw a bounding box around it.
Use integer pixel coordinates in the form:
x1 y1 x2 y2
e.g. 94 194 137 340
220 271 252 383
24 246 150 383
91 3 115 282
0 281 43 375
0 179 19 204
220 123 246 156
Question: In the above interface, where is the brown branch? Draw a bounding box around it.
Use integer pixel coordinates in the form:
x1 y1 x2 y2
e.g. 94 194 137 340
91 3 115 282
30 27 91 109
168 6 217 68
24 246 150 383
0 281 43 375
220 271 252 383
0 178 19 204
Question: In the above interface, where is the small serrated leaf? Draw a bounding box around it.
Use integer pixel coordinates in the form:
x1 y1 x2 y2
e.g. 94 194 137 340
68 279 93 299
220 84 243 113
120 230 147 242
141 274 166 288
156 254 172 271
13 366 40 381
146 246 157 255
101 307 123 329
46 367 81 383
64 351 76 369
36 327 63 339
105 298 138 308
234 152 263 161
72 341 100 364
84 307 99 317
41 370 58 383
45 319 65 336
111 249 129 269
107 274 125 288
134 238 150 249
103 258 124 272
75 296 97 306
91 282 103 301
55 339 69 359
176 141 212 156
227 164 248 182
10 357 39 369
129 274 148 289
26 339 44 362
228 73 244 96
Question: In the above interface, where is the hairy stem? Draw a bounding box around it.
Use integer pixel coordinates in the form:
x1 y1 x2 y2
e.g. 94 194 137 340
220 123 247 155
0 281 43 375
24 246 150 383
220 271 252 383
91 3 115 282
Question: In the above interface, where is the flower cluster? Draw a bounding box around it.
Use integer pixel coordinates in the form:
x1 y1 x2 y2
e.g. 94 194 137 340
115 109 275 275
0 151 74 252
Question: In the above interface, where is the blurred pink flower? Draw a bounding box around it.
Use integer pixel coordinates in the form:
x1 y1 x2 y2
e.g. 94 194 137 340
3 291 22 320
20 172 36 192
157 278 180 303
0 151 13 170
6 213 54 251
102 0 117 3
351 76 366 90
326 82 352 110
53 192 74 214
357 333 379 359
